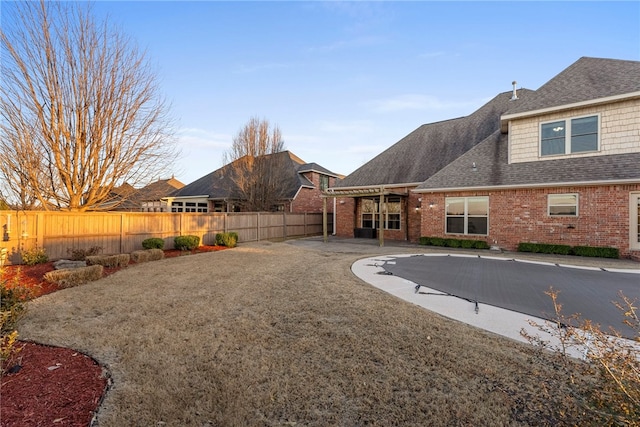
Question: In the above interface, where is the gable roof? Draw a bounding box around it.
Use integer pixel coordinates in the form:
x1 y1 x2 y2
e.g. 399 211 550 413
297 162 341 178
334 89 534 189
172 151 337 200
137 177 185 201
501 57 640 129
415 131 640 192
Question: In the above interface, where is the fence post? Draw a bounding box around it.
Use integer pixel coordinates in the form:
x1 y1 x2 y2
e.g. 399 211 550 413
283 212 287 240
120 213 125 253
36 212 44 249
256 212 260 241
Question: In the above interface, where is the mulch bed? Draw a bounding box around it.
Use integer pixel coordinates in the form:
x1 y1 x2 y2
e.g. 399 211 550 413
1 245 228 427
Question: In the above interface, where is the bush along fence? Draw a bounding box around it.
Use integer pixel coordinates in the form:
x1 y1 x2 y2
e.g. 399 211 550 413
0 210 329 265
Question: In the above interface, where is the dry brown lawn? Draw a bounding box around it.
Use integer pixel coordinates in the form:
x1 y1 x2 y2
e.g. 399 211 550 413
18 240 610 426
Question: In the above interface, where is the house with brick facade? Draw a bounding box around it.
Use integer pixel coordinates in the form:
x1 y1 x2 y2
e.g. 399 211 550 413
327 57 640 259
165 151 340 214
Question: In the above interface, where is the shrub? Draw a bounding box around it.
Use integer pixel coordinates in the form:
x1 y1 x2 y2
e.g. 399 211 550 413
518 242 619 258
522 288 639 424
174 235 200 251
142 237 165 250
43 265 103 288
131 249 164 263
20 246 48 266
572 246 619 259
460 239 477 249
1 270 32 373
444 238 461 248
418 236 431 246
215 232 238 248
86 254 130 268
474 240 490 249
429 237 445 247
67 246 103 261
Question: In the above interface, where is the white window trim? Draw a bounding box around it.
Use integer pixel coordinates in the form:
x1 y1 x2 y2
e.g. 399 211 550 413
445 196 489 236
539 113 600 157
359 197 402 230
547 193 579 217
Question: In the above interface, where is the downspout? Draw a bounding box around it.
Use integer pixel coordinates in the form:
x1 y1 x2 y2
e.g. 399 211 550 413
332 197 336 235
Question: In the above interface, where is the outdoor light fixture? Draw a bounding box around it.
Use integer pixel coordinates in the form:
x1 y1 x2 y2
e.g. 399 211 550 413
472 162 478 172
429 201 435 209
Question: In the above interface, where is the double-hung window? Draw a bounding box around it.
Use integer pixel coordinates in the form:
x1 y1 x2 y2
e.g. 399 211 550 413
445 196 488 235
548 194 578 216
360 196 402 230
540 115 599 156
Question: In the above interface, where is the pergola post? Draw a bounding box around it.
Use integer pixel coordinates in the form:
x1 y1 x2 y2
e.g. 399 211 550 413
378 191 384 247
322 197 328 243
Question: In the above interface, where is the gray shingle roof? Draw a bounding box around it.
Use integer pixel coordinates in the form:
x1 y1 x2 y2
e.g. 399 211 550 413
334 89 534 188
172 151 324 200
504 57 640 116
297 162 340 178
415 131 640 191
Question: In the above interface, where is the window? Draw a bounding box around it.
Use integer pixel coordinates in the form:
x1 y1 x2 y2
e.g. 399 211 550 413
445 197 488 235
319 175 329 191
360 197 401 230
541 115 598 156
548 194 578 216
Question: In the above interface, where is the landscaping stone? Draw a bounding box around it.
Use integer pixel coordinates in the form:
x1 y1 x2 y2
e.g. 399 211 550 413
53 259 87 270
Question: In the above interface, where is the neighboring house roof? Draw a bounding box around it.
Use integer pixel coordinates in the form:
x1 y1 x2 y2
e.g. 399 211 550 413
414 131 640 192
137 177 185 202
172 151 338 200
298 163 341 178
334 89 534 189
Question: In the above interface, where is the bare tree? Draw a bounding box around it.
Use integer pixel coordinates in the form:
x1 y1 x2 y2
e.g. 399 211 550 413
223 117 288 211
0 1 177 211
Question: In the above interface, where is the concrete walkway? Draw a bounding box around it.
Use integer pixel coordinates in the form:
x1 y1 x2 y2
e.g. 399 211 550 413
288 236 640 356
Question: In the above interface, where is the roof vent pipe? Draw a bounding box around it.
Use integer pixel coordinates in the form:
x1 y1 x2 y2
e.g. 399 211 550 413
511 80 518 100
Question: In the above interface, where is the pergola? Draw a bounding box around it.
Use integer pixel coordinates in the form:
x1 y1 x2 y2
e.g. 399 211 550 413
321 186 408 247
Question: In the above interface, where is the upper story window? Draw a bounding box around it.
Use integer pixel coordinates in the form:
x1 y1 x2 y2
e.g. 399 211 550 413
319 174 329 191
540 115 599 156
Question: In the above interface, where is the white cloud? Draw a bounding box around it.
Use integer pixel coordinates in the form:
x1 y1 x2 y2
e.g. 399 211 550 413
176 128 230 149
365 94 479 113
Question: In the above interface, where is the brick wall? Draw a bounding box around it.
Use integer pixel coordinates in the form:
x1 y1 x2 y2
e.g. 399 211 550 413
290 174 338 213
420 184 640 258
333 189 423 241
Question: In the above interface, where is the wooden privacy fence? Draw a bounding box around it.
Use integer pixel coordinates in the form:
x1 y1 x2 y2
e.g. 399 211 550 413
0 210 330 265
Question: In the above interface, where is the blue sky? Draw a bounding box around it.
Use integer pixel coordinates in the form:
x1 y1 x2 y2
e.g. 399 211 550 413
78 2 640 183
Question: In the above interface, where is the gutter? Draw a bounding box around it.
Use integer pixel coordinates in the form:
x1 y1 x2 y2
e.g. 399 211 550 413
413 178 640 193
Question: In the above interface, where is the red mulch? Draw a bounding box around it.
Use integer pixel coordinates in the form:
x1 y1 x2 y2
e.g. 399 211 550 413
1 245 228 426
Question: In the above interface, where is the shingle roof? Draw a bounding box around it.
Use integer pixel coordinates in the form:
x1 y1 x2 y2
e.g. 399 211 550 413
297 162 340 178
172 151 325 200
334 89 534 188
137 177 185 201
415 131 640 191
504 57 640 116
